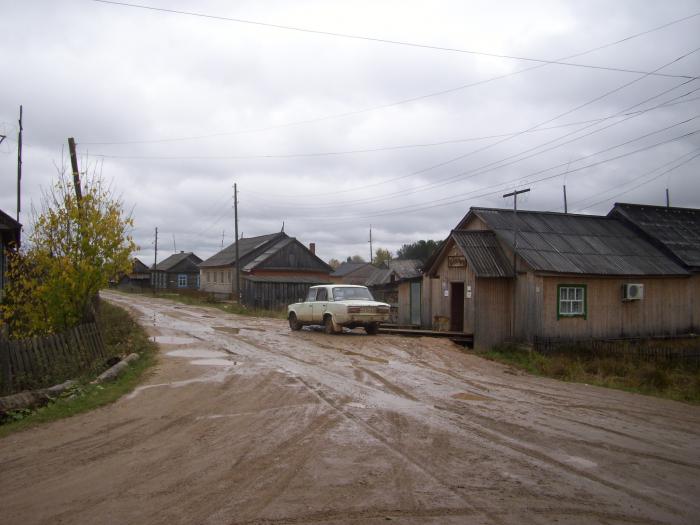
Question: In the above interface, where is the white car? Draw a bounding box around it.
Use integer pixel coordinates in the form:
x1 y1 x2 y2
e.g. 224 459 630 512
287 284 390 335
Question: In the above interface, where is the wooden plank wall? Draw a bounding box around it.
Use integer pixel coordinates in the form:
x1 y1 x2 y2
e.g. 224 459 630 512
540 275 694 339
0 323 108 395
243 281 316 311
474 278 512 350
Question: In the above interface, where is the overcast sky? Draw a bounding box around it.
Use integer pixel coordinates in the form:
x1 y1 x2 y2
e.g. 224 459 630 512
1 0 699 264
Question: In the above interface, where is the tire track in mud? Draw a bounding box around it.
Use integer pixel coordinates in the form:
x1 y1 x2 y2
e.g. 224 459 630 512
432 402 686 518
293 376 504 525
179 314 691 518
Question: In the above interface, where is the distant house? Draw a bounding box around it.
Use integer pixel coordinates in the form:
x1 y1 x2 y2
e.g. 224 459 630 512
330 261 376 284
116 258 152 292
366 259 422 325
423 206 694 349
0 210 21 302
152 251 202 291
198 232 332 309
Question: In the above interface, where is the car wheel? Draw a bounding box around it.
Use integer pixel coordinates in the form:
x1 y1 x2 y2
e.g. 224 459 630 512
288 313 302 331
324 315 336 335
365 323 379 335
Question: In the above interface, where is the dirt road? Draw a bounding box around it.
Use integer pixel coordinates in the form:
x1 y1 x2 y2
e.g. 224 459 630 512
1 291 699 524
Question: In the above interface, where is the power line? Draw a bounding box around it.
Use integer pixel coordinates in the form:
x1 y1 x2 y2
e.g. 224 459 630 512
79 6 700 146
571 149 700 212
88 0 697 79
82 94 700 162
242 50 700 207
292 129 700 223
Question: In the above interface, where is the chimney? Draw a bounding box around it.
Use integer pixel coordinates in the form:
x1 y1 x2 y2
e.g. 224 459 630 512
309 242 316 255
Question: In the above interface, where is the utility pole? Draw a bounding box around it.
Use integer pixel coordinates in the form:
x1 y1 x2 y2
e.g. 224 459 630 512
503 188 531 339
17 105 23 222
67 137 82 203
153 227 158 295
234 183 241 305
563 185 568 214
369 225 373 264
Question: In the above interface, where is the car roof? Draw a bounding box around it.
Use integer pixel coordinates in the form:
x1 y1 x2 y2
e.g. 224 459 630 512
310 284 367 288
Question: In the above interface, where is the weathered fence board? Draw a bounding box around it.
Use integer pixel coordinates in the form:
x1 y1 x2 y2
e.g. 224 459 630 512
533 335 700 362
0 322 108 395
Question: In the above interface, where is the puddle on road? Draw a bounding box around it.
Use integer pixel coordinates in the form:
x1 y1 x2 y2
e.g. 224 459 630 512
126 368 234 399
241 327 265 332
452 392 489 401
166 349 228 359
154 335 199 345
346 402 367 409
213 326 240 335
190 358 238 367
562 455 598 469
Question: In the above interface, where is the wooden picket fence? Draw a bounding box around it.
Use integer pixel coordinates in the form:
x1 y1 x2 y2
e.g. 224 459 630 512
0 323 107 395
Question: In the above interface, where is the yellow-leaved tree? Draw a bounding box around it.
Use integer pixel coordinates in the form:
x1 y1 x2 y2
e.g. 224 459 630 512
2 172 135 338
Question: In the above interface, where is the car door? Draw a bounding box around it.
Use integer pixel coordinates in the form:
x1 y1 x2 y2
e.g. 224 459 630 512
312 287 329 323
297 288 316 322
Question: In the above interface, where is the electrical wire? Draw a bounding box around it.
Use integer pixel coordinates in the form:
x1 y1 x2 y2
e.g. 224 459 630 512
83 95 700 162
79 5 700 146
571 149 700 212
88 0 697 78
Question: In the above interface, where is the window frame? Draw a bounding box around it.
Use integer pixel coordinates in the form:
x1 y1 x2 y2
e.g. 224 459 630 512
557 284 587 319
177 274 188 288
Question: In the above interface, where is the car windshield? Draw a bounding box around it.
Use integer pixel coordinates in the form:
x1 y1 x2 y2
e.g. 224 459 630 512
332 287 374 301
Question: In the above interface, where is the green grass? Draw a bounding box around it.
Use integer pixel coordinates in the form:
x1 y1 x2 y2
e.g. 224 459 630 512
115 288 287 320
476 343 700 404
0 301 157 437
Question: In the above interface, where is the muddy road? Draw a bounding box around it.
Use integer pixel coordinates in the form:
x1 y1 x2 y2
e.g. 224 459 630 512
1 291 699 524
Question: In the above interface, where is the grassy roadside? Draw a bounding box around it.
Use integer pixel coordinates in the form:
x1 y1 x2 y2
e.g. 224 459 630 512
0 301 157 437
474 344 700 404
114 289 287 320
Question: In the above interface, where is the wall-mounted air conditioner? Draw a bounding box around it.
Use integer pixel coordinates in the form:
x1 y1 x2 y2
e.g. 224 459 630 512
622 283 644 301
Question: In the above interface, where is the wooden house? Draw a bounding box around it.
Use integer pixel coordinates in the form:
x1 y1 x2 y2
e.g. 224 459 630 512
198 232 332 308
152 251 202 291
330 262 376 285
115 258 152 292
0 210 21 302
366 259 422 325
609 202 700 327
423 207 693 349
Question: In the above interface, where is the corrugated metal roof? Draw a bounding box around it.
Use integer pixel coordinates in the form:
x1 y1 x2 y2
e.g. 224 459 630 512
243 275 330 284
199 233 284 268
452 231 513 277
610 203 700 270
471 207 688 276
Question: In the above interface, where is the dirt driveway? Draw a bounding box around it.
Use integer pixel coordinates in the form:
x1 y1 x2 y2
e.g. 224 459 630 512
1 291 699 524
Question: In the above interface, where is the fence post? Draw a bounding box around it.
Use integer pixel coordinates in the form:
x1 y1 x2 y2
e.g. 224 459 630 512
0 336 11 395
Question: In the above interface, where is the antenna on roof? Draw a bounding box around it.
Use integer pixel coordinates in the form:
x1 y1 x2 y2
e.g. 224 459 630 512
172 234 176 253
221 229 225 247
666 188 670 208
563 185 568 214
281 221 285 232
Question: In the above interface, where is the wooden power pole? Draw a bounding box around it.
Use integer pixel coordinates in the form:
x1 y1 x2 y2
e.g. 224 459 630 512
153 227 158 295
503 188 531 339
16 106 23 222
67 137 83 203
234 183 240 304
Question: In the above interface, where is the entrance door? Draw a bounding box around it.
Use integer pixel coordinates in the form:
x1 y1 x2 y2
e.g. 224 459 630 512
410 281 421 326
450 282 464 332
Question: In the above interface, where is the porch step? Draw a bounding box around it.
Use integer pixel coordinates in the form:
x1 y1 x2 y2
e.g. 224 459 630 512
378 326 473 346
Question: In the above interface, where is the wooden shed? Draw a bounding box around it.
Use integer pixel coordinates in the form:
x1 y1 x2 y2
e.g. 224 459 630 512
423 207 693 350
366 259 422 325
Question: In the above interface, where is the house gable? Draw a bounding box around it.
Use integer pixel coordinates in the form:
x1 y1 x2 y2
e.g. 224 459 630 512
246 238 332 273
